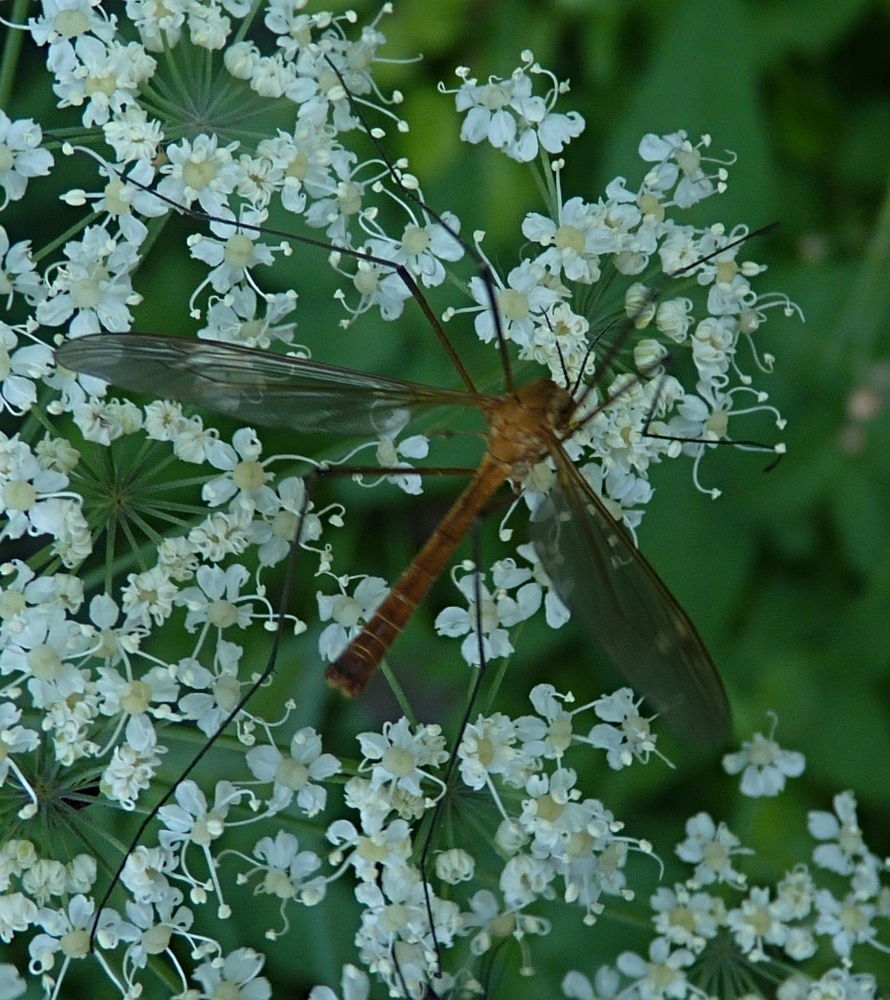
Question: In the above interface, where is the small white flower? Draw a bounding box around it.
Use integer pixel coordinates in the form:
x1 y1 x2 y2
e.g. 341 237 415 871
675 812 751 888
808 790 870 876
191 947 271 1000
589 688 662 770
616 937 695 999
250 831 326 907
722 714 805 797
726 885 792 961
246 726 340 816
814 888 880 957
317 576 389 662
357 717 448 802
650 884 719 953
157 133 241 217
0 113 53 209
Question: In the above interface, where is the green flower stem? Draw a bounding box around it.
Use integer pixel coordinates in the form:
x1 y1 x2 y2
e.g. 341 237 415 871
31 208 102 264
231 0 267 47
0 0 29 111
380 657 419 729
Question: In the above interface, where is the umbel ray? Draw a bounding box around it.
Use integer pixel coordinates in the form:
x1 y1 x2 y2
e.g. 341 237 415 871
56 177 777 750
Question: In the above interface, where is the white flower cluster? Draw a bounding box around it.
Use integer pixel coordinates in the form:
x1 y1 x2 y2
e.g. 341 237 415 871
0 1 863 998
563 790 890 1000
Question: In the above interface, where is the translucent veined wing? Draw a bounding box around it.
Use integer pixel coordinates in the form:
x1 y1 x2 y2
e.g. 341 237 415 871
56 333 483 437
529 441 731 745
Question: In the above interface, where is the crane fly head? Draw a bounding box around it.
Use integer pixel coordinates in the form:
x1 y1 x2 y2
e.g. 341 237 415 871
515 377 577 431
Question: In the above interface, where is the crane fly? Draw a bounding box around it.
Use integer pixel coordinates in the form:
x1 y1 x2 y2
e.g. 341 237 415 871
56 329 731 745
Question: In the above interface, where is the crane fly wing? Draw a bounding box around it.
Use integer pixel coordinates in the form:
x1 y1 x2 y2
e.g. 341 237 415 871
56 333 478 437
529 442 731 745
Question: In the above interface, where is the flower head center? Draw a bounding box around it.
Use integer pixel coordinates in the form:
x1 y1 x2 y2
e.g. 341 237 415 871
54 8 90 38
271 510 298 541
554 224 585 253
237 319 263 344
566 831 594 859
0 588 25 620
705 410 729 438
535 793 564 823
716 259 738 285
120 680 152 715
28 643 62 681
263 869 295 899
190 815 223 846
85 74 116 98
336 182 362 216
212 981 240 1000
649 963 679 989
182 159 217 191
286 151 309 181
622 713 650 743
232 460 264 491
2 480 36 511
497 288 529 322
0 145 14 173
334 596 362 629
275 758 309 790
839 904 867 932
224 234 255 269
381 902 409 931
489 912 516 937
747 738 776 767
749 907 772 935
547 715 573 753
480 83 510 110
317 68 342 98
60 928 90 958
353 266 378 296
475 736 495 768
638 192 665 221
208 600 239 629
103 179 130 215
212 673 241 710
142 924 171 955
71 267 109 309
676 147 701 176
669 905 696 932
381 746 415 778
402 226 430 257
357 838 390 863
702 840 729 871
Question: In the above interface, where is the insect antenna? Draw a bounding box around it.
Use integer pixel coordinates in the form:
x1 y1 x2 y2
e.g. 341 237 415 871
323 56 784 490
65 144 481 398
321 55 518 397
568 223 781 422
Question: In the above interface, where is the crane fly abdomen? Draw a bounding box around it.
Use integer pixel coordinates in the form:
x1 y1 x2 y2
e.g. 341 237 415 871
325 452 512 695
325 380 572 697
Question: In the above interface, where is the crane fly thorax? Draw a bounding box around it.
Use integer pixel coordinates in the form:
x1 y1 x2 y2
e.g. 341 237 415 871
484 377 576 472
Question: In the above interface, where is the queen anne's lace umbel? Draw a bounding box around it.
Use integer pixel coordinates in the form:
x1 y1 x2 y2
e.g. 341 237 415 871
0 3 883 999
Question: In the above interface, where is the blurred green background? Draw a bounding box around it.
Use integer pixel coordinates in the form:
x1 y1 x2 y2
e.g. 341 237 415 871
5 0 890 995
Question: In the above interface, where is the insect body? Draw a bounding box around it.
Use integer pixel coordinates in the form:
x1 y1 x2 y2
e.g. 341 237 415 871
57 333 731 744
